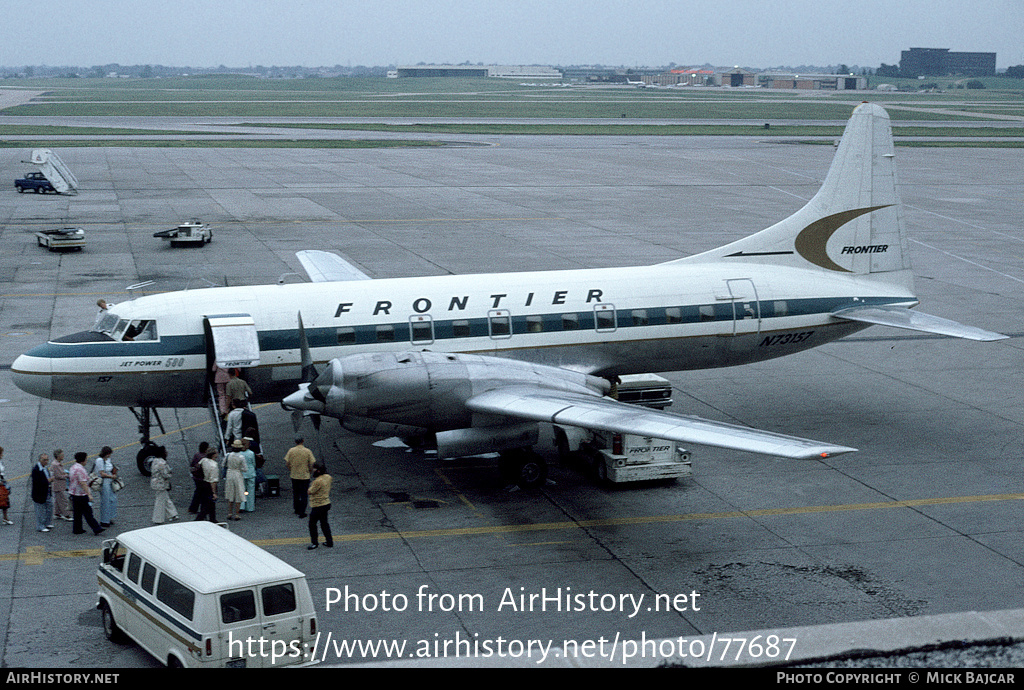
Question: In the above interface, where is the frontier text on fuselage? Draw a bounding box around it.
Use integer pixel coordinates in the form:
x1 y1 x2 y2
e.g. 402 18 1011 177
334 289 606 318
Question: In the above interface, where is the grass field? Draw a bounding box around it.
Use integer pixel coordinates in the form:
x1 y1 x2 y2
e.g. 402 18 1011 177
1 75 1021 147
0 138 445 149
235 121 1024 138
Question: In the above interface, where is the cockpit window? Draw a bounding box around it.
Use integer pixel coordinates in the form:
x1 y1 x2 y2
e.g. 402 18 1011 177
121 320 157 342
92 312 120 335
91 313 157 342
112 319 131 340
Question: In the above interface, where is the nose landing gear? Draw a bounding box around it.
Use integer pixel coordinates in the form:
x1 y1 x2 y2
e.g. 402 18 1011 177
129 406 165 476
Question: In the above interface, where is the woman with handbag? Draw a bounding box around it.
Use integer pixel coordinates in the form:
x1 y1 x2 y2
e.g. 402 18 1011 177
69 452 103 535
95 446 118 527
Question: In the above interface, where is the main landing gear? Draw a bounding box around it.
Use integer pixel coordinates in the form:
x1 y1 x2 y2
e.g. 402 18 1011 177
498 448 548 490
129 406 165 476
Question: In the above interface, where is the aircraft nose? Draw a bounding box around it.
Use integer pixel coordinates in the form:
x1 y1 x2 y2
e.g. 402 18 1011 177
11 353 53 399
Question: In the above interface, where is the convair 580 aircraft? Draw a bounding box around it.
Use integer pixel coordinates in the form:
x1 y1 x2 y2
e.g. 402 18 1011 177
12 104 1005 484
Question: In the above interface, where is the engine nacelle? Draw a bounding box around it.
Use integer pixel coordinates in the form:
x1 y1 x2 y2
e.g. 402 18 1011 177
435 423 540 460
282 351 608 444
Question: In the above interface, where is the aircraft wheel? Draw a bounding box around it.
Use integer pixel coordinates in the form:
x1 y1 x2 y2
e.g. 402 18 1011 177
136 442 159 476
500 449 548 489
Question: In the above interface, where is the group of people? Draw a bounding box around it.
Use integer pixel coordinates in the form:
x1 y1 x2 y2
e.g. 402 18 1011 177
188 437 258 523
4 365 333 550
285 437 333 550
212 365 254 419
15 445 119 536
203 368 332 548
186 434 333 550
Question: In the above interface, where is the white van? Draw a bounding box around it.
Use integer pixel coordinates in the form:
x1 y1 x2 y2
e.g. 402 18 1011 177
97 521 318 668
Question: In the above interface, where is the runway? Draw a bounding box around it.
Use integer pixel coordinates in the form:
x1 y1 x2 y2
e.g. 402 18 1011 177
0 124 1022 667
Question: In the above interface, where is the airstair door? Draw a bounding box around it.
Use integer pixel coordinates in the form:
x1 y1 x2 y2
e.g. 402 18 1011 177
726 279 761 337
204 314 261 370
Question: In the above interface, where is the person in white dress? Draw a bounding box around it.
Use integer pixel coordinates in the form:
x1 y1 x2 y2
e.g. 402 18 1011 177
150 446 179 524
224 440 247 521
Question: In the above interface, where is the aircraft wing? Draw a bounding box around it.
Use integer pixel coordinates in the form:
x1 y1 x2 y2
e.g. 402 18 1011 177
465 388 856 460
832 305 1007 342
296 250 372 282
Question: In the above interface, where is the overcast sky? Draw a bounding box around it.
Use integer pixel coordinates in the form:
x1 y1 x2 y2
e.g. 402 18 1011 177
4 0 1022 69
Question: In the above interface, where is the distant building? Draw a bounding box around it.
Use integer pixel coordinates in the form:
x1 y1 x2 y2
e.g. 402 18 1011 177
899 48 996 77
663 69 716 86
396 65 562 79
718 68 756 87
559 67 662 84
757 72 867 90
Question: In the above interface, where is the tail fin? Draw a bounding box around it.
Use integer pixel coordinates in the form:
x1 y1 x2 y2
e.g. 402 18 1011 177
668 103 911 284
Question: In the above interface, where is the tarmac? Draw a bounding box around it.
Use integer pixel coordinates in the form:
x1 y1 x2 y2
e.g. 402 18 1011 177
0 118 1022 668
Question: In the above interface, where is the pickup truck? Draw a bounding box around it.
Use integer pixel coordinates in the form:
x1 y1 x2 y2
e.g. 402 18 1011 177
153 221 212 247
36 227 86 252
15 172 57 194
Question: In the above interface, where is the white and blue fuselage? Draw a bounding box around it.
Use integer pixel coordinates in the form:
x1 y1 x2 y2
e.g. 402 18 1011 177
12 261 914 408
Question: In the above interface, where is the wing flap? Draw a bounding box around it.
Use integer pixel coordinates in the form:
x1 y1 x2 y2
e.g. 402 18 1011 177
833 305 1007 342
466 388 855 460
296 250 372 282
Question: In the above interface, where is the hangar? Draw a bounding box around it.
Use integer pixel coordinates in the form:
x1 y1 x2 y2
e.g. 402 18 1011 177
396 65 562 79
758 72 867 90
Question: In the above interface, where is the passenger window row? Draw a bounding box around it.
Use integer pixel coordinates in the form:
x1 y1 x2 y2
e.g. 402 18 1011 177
330 301 799 346
334 306 624 345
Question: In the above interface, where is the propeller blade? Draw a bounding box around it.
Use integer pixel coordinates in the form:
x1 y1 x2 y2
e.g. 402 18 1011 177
291 312 325 436
297 311 318 383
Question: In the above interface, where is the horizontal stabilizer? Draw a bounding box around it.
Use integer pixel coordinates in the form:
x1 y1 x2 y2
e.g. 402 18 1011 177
832 305 1007 342
296 250 372 282
467 388 856 460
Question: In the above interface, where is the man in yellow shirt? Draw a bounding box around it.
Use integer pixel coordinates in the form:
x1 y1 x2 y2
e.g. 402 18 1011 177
307 463 332 550
284 437 315 518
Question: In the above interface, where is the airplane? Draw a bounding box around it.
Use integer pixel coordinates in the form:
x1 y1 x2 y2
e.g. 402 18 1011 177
11 103 1006 486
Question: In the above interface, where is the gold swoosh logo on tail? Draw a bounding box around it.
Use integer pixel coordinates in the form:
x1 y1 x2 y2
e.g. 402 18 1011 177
794 205 891 272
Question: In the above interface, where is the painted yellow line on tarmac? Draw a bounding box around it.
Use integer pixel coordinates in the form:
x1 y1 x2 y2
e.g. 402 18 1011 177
1 546 107 563
4 492 1023 564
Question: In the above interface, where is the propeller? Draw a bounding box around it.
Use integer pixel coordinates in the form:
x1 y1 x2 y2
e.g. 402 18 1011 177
287 312 322 432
